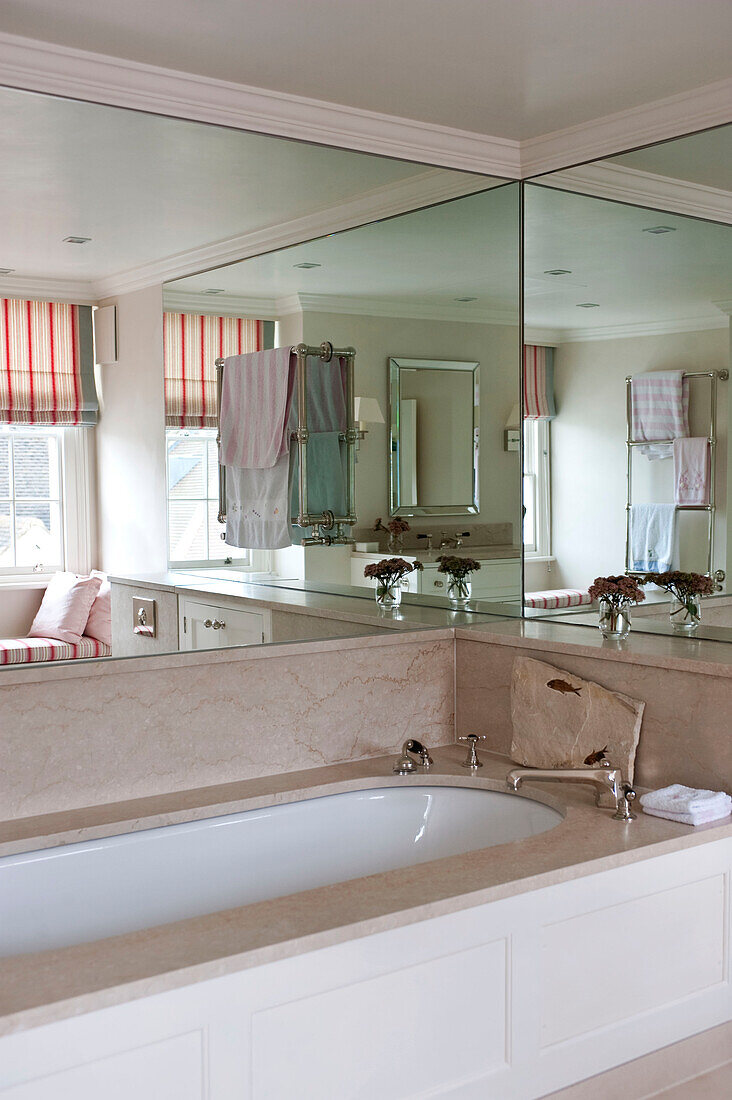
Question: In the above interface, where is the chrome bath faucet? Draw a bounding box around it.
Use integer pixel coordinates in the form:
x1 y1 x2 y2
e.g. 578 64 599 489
506 762 636 821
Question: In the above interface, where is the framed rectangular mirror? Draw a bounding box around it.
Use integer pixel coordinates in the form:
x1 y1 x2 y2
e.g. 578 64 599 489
389 357 479 516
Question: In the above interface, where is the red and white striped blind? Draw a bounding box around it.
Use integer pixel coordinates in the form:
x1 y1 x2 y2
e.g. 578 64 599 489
163 312 265 429
0 299 97 426
523 345 557 419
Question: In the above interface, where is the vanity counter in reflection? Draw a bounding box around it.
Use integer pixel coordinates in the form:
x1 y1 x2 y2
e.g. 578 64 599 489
108 571 515 658
350 546 521 601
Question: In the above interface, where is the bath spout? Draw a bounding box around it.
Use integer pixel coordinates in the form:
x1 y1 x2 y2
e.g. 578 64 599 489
506 765 636 819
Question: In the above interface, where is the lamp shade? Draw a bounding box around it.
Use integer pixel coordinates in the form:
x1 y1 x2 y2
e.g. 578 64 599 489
354 396 385 424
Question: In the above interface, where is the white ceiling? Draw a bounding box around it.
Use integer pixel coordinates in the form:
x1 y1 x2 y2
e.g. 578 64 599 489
1 1 731 141
167 185 520 318
168 180 732 338
0 87 485 290
609 126 732 192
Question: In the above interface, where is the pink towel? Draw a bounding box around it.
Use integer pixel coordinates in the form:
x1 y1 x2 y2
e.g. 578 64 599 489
631 370 689 459
674 437 710 505
219 348 296 469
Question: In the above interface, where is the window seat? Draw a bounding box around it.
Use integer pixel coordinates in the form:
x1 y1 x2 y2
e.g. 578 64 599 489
0 637 111 665
524 589 592 610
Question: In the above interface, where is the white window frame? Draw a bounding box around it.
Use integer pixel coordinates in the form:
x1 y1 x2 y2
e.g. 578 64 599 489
523 418 551 560
166 428 271 573
0 425 93 583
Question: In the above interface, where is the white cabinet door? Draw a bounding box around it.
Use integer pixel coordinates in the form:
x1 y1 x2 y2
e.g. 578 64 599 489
350 555 420 592
419 559 521 601
179 598 271 650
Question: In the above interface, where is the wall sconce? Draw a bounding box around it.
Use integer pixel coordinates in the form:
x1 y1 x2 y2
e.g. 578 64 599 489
354 396 385 446
504 403 520 452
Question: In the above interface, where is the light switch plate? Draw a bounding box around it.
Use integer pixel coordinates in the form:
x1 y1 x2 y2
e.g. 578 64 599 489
132 597 157 637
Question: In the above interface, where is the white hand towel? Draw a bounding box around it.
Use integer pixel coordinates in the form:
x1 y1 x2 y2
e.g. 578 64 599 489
640 783 731 814
225 451 294 550
642 802 732 827
674 437 710 505
630 503 677 573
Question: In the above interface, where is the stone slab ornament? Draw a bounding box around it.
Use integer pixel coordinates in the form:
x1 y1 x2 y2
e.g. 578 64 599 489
510 655 645 781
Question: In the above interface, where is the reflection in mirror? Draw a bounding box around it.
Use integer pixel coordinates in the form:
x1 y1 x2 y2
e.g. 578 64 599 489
0 84 519 673
523 125 732 640
165 183 523 619
389 358 479 516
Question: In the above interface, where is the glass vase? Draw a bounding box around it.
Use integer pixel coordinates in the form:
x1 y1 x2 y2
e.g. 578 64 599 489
375 582 402 611
597 597 631 639
669 594 701 634
387 534 404 553
447 576 472 609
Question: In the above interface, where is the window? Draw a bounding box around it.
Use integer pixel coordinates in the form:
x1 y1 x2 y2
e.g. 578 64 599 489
166 428 262 568
523 418 551 558
0 426 91 577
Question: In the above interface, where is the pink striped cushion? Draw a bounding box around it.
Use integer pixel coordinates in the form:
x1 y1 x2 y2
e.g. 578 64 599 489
524 589 592 610
0 636 111 665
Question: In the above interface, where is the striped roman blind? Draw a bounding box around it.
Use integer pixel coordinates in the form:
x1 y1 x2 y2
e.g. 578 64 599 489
163 313 266 429
0 299 97 426
523 345 556 419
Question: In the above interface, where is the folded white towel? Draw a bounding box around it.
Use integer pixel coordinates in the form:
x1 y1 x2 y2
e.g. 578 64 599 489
643 802 732 827
640 783 731 814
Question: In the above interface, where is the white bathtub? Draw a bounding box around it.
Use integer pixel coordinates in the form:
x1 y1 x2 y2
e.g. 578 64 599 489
0 784 561 956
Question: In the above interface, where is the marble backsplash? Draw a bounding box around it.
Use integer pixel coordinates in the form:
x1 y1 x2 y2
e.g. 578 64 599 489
353 521 514 551
456 635 732 793
0 633 454 822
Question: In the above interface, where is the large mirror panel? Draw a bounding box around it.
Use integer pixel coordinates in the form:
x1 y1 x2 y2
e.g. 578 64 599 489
523 124 732 640
165 182 523 622
0 85 520 673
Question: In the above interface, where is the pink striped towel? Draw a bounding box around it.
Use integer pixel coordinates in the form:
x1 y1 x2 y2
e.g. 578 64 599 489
631 370 689 459
219 348 296 469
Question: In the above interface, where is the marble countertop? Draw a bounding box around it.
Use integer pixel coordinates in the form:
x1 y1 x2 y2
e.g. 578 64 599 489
2 746 731 1036
352 544 521 561
108 572 517 632
457 619 732 677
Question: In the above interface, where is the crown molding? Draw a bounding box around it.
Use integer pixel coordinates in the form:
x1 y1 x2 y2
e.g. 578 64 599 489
0 31 520 178
0 274 97 304
276 292 519 326
162 290 279 318
93 169 495 298
543 163 732 224
521 77 732 178
548 314 729 344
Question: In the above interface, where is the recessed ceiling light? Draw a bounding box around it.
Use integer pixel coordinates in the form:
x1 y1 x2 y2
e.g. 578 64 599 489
202 288 225 295
642 226 676 234
544 269 572 276
0 268 15 275
454 296 478 302
63 236 91 245
576 302 600 308
293 262 321 269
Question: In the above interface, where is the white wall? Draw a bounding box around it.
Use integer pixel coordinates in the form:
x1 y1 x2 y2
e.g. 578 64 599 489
95 286 168 575
551 328 729 591
300 310 521 534
0 585 44 636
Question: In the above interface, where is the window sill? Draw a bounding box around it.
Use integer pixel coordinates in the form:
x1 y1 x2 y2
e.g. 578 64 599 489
524 555 556 563
0 577 51 589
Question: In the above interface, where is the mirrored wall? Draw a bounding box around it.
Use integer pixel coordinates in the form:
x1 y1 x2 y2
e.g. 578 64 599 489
523 124 732 640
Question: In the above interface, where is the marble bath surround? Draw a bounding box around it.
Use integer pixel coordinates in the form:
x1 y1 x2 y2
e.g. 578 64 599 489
1 619 731 1036
2 746 732 1038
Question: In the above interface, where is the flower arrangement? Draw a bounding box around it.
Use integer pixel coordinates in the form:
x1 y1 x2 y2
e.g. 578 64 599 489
436 555 482 579
588 575 645 639
641 571 714 632
436 555 481 607
374 516 411 552
364 556 423 609
588 574 646 608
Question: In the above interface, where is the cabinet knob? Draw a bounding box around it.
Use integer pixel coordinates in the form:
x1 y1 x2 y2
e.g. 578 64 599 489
203 618 213 628
433 579 444 588
213 619 225 630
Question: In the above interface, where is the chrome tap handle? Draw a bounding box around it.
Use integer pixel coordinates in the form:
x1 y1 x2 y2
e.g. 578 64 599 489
458 733 486 770
613 782 637 821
